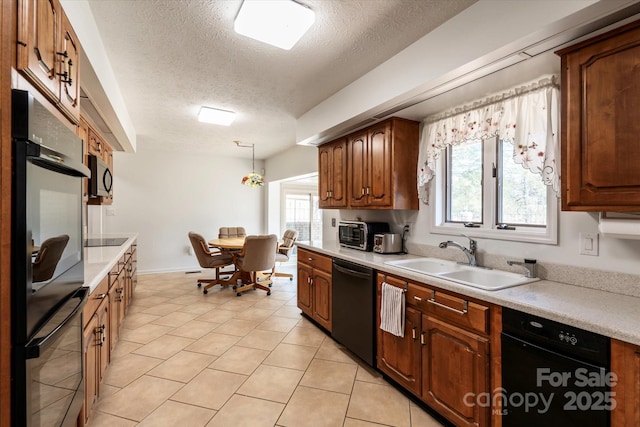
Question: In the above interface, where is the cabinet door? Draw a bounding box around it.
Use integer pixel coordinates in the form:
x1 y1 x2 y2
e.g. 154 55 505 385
312 268 332 332
348 131 369 207
329 140 347 207
422 315 489 427
88 128 102 157
82 313 99 425
17 0 60 100
108 283 120 353
58 10 80 121
318 144 332 207
297 262 313 317
560 22 640 210
611 339 640 426
377 304 422 397
96 298 109 385
367 122 392 207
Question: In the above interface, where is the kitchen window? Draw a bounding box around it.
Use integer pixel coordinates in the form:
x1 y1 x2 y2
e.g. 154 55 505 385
435 136 556 243
418 75 560 244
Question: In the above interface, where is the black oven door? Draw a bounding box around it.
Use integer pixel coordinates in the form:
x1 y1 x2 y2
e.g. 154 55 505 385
20 287 87 427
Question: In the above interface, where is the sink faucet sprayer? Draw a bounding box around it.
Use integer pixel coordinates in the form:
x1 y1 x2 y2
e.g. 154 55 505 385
439 234 477 267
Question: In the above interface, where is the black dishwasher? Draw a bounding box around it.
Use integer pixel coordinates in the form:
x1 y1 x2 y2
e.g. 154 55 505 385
332 258 375 366
501 308 611 427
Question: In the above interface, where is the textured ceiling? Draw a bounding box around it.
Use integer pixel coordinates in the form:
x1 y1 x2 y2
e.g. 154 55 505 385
87 0 476 159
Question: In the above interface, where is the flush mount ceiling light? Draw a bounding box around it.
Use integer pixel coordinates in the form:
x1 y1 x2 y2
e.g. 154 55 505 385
198 106 235 126
234 0 315 50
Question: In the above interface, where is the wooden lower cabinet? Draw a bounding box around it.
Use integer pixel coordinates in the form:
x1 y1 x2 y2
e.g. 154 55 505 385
422 315 489 427
296 248 332 331
376 272 491 427
611 339 640 426
79 242 136 426
81 313 98 426
376 276 422 397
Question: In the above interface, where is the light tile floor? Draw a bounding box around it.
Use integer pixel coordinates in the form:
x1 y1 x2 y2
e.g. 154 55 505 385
87 260 447 427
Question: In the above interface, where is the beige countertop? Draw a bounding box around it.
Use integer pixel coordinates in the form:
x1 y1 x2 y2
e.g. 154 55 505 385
298 241 640 346
83 233 138 292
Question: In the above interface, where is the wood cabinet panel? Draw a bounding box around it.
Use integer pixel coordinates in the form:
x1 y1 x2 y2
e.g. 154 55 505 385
348 131 368 208
376 275 422 397
312 268 332 331
557 19 640 210
81 313 98 426
408 284 489 335
611 339 640 426
367 121 392 207
318 139 347 208
296 248 332 332
423 315 489 427
296 262 313 317
17 0 81 123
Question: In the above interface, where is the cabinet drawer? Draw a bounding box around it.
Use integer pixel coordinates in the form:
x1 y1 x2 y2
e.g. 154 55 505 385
83 276 109 323
298 248 332 272
407 283 489 335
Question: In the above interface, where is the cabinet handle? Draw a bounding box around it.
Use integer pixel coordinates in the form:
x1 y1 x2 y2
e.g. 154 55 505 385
361 187 365 195
307 257 313 261
413 295 423 302
412 328 416 339
420 332 425 345
366 186 370 195
428 290 468 315
94 293 107 300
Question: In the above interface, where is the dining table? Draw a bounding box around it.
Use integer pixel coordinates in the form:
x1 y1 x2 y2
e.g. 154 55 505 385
208 236 285 288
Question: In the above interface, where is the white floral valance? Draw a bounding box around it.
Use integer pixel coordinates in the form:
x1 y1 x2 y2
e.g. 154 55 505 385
417 75 560 204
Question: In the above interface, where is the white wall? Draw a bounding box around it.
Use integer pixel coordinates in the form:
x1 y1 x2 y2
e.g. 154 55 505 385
93 139 265 273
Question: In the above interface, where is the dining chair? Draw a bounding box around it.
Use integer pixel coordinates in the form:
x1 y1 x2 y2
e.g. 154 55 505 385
273 229 298 280
188 232 235 294
233 234 278 297
32 234 70 283
218 227 247 239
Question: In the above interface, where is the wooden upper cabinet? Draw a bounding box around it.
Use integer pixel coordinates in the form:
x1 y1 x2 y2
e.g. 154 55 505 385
557 20 640 211
318 138 347 208
347 117 419 210
17 0 81 123
58 10 80 120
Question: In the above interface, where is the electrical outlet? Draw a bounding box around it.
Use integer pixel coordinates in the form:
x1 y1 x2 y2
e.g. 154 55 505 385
105 207 116 216
403 224 411 235
331 218 336 227
579 232 599 256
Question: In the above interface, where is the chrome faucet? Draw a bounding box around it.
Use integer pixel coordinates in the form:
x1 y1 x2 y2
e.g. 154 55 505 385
439 234 477 267
507 259 537 278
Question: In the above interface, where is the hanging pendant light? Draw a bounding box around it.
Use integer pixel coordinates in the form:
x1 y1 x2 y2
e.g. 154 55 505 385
235 141 265 187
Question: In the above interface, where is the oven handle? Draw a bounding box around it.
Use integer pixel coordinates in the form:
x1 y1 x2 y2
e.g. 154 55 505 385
25 287 87 359
26 141 90 178
333 263 372 280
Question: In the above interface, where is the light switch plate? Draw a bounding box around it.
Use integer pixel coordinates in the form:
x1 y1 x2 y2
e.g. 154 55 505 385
579 232 599 256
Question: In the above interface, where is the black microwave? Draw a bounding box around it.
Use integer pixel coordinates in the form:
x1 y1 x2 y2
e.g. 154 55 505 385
338 220 389 251
88 154 112 198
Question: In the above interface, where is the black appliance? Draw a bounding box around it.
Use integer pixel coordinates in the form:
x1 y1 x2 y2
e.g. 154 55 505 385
11 89 89 427
88 153 112 198
331 258 375 366
338 220 389 251
501 308 611 427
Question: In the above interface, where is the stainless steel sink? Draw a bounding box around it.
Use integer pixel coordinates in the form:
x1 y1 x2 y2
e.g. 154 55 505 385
384 257 539 290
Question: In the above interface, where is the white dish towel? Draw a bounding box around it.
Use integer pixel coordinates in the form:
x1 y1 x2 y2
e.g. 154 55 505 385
380 281 405 337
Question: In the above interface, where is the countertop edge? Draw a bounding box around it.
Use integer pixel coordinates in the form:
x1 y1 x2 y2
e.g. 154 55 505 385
83 233 138 293
297 241 640 346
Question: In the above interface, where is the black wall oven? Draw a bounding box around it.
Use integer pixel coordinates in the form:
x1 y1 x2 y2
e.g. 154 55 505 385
11 89 89 427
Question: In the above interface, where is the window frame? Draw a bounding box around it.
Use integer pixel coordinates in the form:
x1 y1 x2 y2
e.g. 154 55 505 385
430 136 558 245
